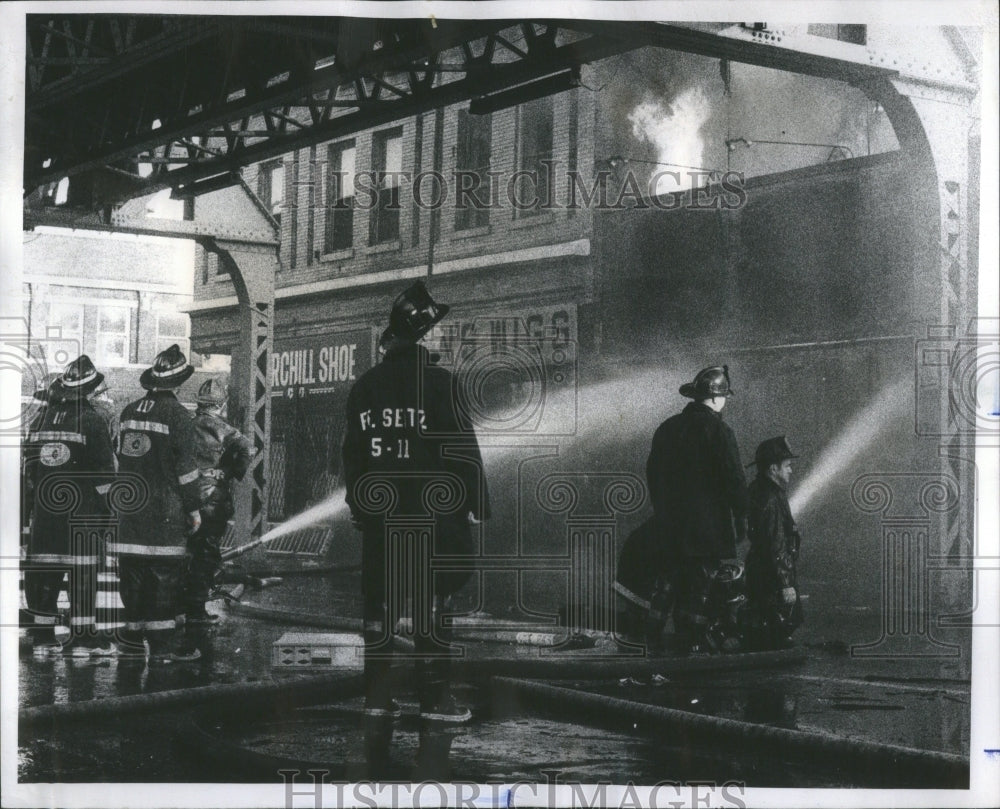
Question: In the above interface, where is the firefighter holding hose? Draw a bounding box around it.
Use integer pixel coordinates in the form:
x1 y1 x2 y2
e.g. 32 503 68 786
180 377 254 629
343 280 489 725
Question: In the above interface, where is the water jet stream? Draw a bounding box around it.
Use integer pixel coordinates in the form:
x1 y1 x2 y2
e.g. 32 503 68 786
788 377 911 518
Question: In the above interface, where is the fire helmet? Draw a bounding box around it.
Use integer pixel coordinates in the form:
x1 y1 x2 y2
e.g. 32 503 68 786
140 343 194 391
196 377 228 406
679 365 735 399
386 280 450 342
749 435 799 469
52 355 105 400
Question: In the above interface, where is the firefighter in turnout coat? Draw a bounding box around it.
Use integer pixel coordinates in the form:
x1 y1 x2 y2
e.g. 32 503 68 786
613 515 674 649
646 366 748 653
24 356 116 657
745 436 804 649
114 345 202 661
182 377 253 625
343 281 489 724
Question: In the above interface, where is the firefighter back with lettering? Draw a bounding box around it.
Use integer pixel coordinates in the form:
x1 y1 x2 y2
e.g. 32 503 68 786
343 281 489 724
182 377 253 626
23 356 115 657
114 344 203 662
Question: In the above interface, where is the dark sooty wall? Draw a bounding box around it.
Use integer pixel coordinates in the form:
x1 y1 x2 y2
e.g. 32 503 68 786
467 152 969 650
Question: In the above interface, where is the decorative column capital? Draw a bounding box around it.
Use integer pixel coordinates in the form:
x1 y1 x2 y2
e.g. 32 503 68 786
535 472 646 522
851 472 959 521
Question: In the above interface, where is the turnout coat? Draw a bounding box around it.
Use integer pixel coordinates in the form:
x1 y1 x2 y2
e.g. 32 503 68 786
614 515 674 609
646 402 748 559
25 398 115 563
343 342 489 595
192 410 254 521
114 391 202 558
343 342 489 523
746 475 800 596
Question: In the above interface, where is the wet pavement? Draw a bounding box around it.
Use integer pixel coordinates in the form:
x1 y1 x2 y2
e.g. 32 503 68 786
17 569 971 786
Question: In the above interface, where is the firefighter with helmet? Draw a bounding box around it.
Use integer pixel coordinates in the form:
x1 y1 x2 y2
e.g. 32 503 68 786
23 355 116 657
745 436 804 649
646 365 749 653
114 344 203 662
343 280 490 726
181 377 253 628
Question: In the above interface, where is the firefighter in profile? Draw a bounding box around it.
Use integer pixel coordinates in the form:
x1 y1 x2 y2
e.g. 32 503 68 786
181 377 253 628
745 436 804 649
23 355 116 658
343 281 489 725
114 344 202 662
646 365 748 654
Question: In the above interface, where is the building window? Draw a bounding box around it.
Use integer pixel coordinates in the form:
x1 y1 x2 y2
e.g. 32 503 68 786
258 160 284 227
370 127 403 245
516 96 554 217
325 141 356 252
455 109 492 231
95 305 131 367
47 302 84 348
155 312 190 358
45 302 84 364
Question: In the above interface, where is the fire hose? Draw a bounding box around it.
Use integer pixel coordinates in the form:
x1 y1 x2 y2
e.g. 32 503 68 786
220 534 291 562
491 676 968 787
19 646 806 728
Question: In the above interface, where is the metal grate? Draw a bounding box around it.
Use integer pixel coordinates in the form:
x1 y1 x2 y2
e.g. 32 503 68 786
263 526 334 558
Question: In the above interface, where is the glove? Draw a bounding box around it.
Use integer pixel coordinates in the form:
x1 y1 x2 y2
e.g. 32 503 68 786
468 511 482 525
187 510 202 536
780 586 797 606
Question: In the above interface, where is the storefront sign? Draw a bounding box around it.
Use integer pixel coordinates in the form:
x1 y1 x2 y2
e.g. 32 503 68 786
270 329 375 401
425 303 577 366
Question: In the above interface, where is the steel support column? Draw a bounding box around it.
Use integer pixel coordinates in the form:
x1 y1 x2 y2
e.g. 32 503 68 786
855 65 979 641
203 240 277 540
27 179 280 541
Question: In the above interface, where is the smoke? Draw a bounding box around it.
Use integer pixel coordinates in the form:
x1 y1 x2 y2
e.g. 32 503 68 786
788 377 911 518
628 87 713 194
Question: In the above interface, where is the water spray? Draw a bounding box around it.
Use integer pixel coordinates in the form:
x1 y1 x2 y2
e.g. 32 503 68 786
788 377 911 518
221 363 697 561
221 489 350 561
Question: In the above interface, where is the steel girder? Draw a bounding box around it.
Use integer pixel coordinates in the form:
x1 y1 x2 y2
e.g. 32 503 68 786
24 16 904 209
24 17 635 204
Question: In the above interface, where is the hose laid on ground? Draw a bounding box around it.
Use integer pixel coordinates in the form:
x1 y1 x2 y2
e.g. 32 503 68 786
225 603 810 666
19 673 364 729
225 601 365 631
230 603 564 646
18 646 805 728
454 646 806 680
224 564 360 578
491 676 968 787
